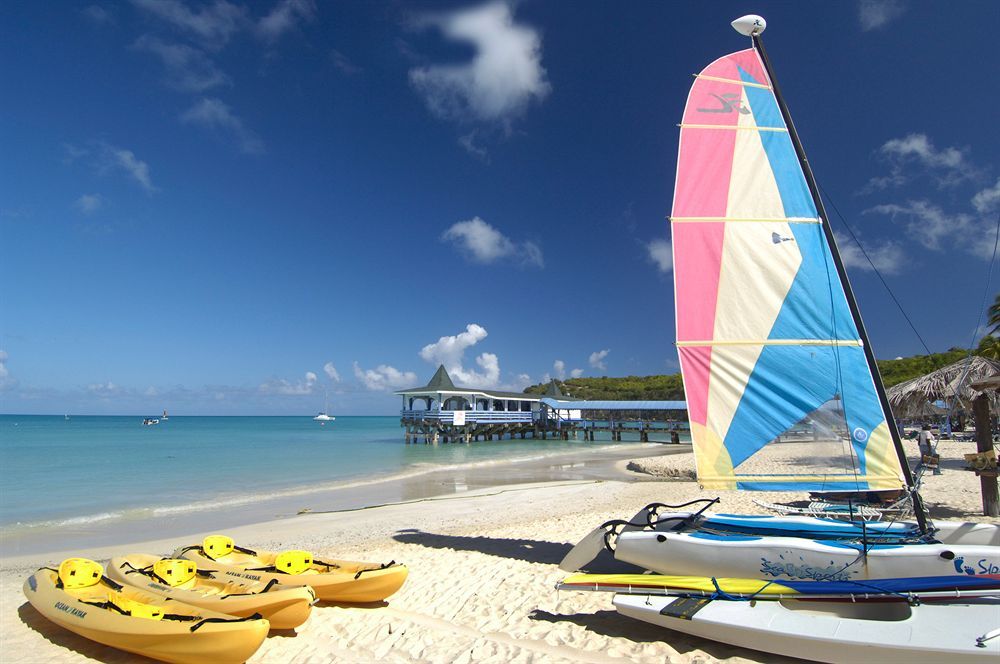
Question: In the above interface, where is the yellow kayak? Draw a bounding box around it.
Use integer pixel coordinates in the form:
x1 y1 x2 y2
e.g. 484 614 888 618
107 553 316 630
23 558 269 664
174 536 408 602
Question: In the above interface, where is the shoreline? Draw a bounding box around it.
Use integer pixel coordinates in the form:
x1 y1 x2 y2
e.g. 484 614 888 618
1 441 687 558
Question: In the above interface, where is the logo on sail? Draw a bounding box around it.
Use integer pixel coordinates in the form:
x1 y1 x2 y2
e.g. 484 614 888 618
852 428 868 442
696 93 750 114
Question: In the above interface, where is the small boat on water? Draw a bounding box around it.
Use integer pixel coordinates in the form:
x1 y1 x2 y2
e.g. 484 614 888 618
162 409 169 421
313 390 335 422
142 418 159 426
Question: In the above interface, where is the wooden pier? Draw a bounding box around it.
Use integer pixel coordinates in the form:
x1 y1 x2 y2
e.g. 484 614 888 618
397 366 687 445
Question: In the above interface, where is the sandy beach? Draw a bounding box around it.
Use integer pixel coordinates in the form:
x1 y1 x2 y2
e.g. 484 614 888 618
2 437 994 664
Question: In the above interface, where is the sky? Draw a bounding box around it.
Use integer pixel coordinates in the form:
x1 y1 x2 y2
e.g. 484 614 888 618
1 0 998 415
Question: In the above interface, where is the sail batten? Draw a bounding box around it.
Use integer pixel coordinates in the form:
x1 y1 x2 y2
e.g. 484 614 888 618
671 46 904 492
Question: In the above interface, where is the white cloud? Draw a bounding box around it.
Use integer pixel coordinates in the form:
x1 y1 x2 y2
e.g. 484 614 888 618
144 385 159 396
858 0 907 31
553 360 565 380
589 349 610 372
408 1 550 127
866 200 971 251
131 0 248 47
87 381 119 397
570 368 584 378
323 362 341 382
74 194 104 215
868 133 972 190
133 35 230 92
834 231 904 275
973 177 1000 215
647 238 673 273
0 350 9 387
180 98 265 154
330 49 361 75
441 216 543 267
419 323 506 387
259 371 317 395
83 5 115 25
352 362 418 391
256 0 315 42
97 143 157 193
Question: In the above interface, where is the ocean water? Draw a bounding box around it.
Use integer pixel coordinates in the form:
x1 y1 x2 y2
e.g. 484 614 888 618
0 415 673 547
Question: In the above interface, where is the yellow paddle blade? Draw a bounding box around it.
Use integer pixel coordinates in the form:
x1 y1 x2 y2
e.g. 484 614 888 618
202 535 235 560
109 591 164 620
153 559 197 587
274 550 313 575
58 558 104 589
559 573 796 595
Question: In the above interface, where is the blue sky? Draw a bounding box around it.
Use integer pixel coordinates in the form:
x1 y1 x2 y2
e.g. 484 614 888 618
2 0 998 415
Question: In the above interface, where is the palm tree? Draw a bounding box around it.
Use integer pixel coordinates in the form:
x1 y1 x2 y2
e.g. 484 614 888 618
989 292 1000 336
979 335 1000 361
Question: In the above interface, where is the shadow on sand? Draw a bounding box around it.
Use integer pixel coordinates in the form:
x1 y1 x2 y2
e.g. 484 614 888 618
18 602 157 663
392 529 640 572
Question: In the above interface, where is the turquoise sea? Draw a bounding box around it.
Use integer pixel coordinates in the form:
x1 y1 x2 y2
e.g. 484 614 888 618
0 415 679 555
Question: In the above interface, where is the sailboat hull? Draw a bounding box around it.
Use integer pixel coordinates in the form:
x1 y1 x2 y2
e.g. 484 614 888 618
613 593 1000 663
614 529 1000 580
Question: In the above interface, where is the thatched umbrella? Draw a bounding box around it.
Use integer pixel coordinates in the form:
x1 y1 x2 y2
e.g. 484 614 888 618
886 356 1000 419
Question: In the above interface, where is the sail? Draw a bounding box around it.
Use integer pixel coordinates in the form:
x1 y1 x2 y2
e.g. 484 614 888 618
671 48 904 492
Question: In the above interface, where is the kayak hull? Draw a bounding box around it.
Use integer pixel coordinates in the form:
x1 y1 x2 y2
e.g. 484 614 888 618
175 546 408 602
108 553 316 630
23 569 269 664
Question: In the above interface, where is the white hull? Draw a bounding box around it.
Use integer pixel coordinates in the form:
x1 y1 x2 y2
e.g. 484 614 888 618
613 594 1000 663
614 530 1000 580
313 414 335 422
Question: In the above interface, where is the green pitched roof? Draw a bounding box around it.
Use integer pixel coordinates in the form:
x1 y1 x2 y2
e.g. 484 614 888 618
426 364 456 390
544 380 564 398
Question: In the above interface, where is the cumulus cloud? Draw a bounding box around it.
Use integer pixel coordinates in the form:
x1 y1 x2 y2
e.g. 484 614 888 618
94 143 157 193
259 371 317 395
352 362 418 391
866 133 973 191
323 362 341 382
180 98 265 154
866 200 972 251
858 0 907 31
834 231 905 275
570 368 584 378
973 177 1000 215
589 349 610 372
131 0 248 47
419 324 507 387
74 194 104 215
133 35 231 92
83 5 115 25
553 360 565 380
408 1 550 127
0 350 10 387
442 216 543 267
647 238 673 273
87 381 120 397
256 0 315 42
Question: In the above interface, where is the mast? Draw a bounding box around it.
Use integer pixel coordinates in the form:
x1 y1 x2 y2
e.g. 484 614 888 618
749 28 927 530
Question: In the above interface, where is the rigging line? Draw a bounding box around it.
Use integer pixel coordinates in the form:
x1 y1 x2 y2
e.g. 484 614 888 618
817 182 933 356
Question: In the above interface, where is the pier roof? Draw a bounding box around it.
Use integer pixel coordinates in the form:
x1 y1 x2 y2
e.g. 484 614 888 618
396 365 542 400
541 398 687 410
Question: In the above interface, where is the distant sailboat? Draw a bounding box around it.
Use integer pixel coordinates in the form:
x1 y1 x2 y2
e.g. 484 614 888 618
313 391 335 422
162 409 169 421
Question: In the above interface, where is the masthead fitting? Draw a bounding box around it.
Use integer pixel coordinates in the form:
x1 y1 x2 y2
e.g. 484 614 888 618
731 15 766 37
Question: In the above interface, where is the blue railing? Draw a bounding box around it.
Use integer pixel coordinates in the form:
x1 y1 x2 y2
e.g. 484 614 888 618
401 410 535 424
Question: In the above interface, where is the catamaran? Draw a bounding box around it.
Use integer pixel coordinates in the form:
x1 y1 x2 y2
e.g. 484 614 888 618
557 15 1000 661
313 390 335 422
559 11 1000 581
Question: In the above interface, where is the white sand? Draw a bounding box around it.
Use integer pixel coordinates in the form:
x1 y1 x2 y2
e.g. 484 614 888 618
2 438 996 663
